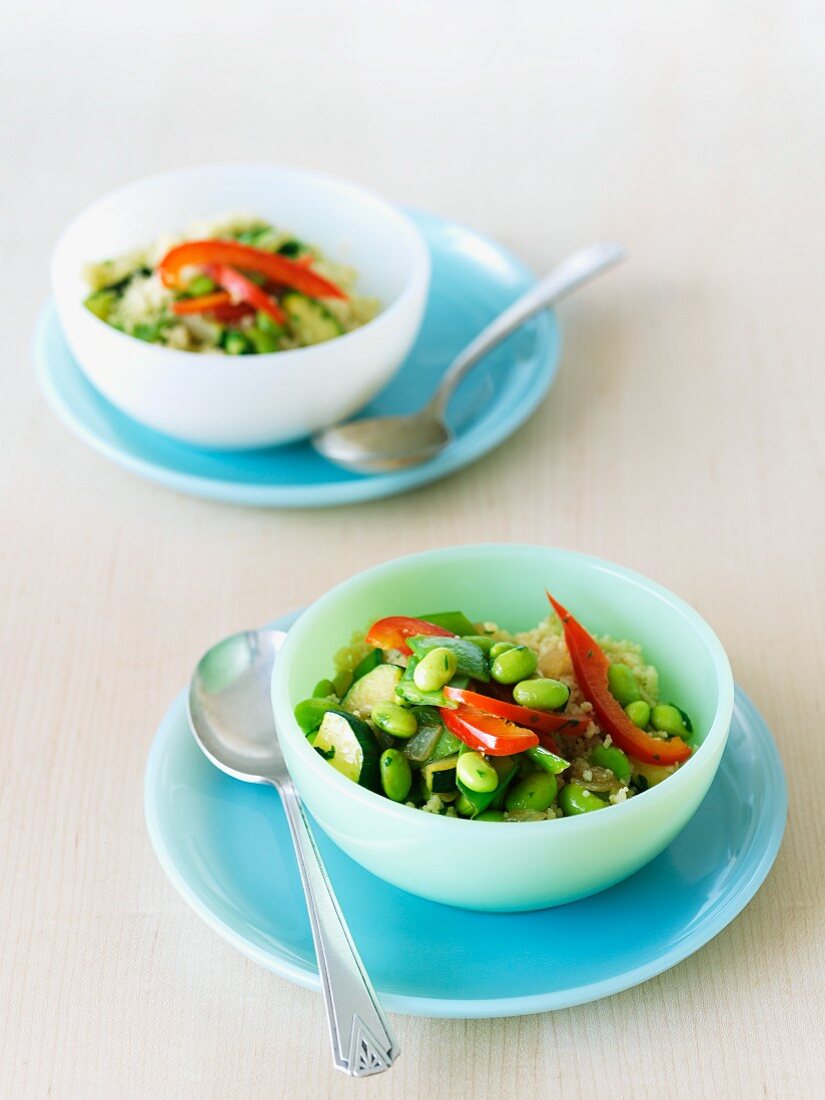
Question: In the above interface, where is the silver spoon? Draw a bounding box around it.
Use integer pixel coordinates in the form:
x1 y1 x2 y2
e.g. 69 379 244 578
314 241 625 473
187 627 399 1078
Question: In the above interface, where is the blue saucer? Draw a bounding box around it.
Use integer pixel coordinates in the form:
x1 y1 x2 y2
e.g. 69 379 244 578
144 610 786 1019
35 209 559 508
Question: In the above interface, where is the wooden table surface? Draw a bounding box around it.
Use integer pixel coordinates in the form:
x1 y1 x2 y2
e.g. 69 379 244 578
2 2 823 1096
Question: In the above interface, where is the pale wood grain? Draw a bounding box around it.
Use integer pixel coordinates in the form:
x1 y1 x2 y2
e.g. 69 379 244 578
1 1 824 1096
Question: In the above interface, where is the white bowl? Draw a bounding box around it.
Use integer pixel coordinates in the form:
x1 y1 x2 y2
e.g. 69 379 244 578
51 164 430 450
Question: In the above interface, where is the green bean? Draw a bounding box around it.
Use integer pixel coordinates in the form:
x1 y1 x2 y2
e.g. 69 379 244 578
456 793 476 817
505 771 557 812
380 749 412 802
456 751 498 793
476 810 505 821
413 646 458 692
489 641 516 659
333 669 353 698
372 702 418 739
463 635 496 654
651 704 688 736
312 679 337 699
558 783 607 815
625 700 651 728
188 274 216 296
526 745 570 775
513 678 569 711
491 645 538 685
607 663 641 706
590 743 631 781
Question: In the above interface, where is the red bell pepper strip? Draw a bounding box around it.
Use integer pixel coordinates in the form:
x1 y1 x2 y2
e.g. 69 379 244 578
207 264 287 326
441 704 539 757
171 291 233 316
546 592 692 765
365 616 454 656
208 302 255 323
158 240 347 300
442 686 587 738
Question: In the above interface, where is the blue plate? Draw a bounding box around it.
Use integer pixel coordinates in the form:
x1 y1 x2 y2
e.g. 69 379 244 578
144 610 786 1018
34 210 558 508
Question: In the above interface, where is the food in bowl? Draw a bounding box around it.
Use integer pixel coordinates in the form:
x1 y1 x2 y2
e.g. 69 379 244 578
82 211 380 354
293 591 695 822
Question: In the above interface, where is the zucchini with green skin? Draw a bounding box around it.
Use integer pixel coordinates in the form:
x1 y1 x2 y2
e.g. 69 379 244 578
421 754 460 795
342 663 402 718
313 709 381 790
282 292 343 345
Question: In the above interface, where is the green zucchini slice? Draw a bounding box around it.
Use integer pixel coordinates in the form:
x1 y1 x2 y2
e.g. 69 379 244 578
342 664 403 718
314 709 381 790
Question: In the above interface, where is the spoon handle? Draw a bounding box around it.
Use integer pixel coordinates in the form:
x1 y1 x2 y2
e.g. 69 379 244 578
277 779 400 1077
427 241 625 421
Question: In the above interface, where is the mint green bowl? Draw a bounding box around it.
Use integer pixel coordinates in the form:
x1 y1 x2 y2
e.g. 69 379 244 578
271 545 734 912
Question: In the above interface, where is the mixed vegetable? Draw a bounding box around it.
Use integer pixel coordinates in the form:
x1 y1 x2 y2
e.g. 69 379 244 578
294 593 696 821
83 212 380 353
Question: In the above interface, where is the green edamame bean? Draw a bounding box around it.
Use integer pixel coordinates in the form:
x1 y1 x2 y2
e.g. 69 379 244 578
456 793 476 817
505 771 557 812
651 704 688 736
590 743 631 782
607 663 641 707
372 702 418 739
380 749 412 802
489 641 516 659
476 810 505 822
463 635 495 654
312 678 337 699
558 783 607 815
456 751 498 794
491 645 538 685
294 698 337 734
224 330 252 355
513 677 570 711
625 700 651 728
413 646 458 692
247 326 280 354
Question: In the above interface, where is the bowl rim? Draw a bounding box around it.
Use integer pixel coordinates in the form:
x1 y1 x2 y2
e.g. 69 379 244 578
271 543 735 832
50 160 431 368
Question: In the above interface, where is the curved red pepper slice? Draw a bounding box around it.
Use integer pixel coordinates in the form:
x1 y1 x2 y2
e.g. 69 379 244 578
365 616 454 656
442 686 587 739
158 240 347 300
171 290 233 316
546 592 692 765
440 703 539 757
207 265 287 326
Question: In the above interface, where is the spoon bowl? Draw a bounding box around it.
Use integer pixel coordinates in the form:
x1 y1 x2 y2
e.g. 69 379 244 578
315 411 451 473
188 628 286 781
